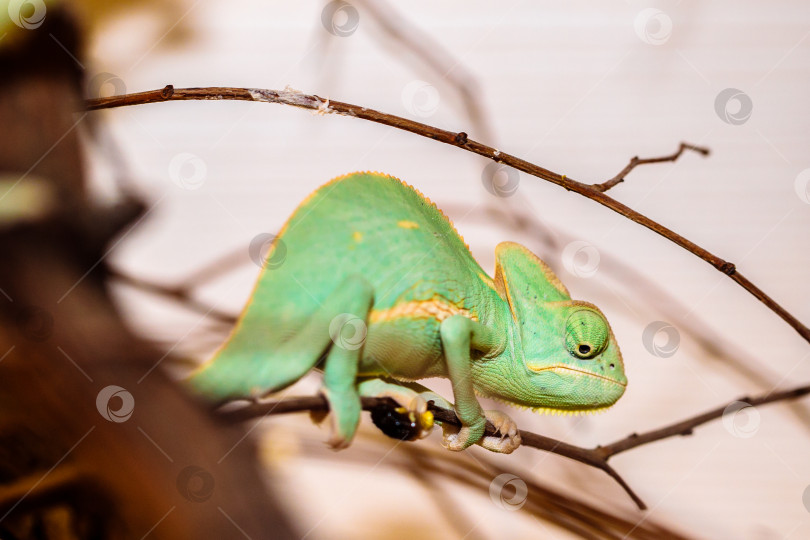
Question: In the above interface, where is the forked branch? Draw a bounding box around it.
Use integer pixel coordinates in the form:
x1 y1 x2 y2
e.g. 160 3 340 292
594 383 810 459
85 86 810 344
219 382 810 511
593 142 711 192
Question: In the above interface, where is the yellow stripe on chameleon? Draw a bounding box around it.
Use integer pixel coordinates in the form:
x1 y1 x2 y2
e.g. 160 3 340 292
397 220 420 229
370 298 478 324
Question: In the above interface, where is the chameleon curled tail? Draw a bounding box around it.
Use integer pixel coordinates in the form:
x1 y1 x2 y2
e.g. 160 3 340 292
187 172 627 453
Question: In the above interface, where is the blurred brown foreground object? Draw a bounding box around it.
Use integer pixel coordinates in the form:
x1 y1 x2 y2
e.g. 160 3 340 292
0 7 295 539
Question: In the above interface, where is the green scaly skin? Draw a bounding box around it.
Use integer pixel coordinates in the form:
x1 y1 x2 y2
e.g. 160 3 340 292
188 172 627 453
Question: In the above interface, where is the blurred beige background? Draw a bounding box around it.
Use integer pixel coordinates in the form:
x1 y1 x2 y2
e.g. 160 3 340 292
80 1 810 538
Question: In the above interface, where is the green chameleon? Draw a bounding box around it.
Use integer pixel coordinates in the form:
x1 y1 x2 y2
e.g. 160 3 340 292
188 172 626 453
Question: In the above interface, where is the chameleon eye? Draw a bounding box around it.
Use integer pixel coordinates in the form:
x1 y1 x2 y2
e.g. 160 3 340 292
565 309 609 359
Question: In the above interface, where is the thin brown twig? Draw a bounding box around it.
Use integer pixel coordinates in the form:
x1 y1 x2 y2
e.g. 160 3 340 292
85 86 810 344
109 267 238 324
179 246 252 290
593 142 711 192
594 383 810 458
218 382 810 511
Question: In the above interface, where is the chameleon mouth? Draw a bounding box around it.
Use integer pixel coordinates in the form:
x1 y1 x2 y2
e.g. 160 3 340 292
474 364 626 415
478 391 616 416
527 364 627 388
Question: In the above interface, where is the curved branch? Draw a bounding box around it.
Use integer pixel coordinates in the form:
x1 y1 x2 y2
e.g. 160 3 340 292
85 86 810 344
217 382 810 511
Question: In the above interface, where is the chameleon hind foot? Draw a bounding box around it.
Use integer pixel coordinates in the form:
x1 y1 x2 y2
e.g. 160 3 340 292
320 275 375 450
320 389 361 450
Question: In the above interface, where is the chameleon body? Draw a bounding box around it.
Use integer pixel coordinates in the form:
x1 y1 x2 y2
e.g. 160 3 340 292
189 172 627 453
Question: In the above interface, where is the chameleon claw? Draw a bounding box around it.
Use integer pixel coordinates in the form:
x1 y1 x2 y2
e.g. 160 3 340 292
479 410 521 453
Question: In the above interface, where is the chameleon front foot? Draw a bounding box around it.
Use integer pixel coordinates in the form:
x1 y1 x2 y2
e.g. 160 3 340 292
478 410 521 453
440 410 521 454
440 416 486 452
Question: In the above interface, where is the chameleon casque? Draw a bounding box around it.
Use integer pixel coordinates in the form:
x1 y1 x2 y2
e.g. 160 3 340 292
188 172 627 453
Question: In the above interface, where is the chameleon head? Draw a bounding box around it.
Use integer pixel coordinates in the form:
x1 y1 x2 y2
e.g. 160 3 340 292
479 242 627 413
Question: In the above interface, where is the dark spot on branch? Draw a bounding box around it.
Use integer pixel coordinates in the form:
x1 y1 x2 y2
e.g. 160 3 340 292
720 262 736 275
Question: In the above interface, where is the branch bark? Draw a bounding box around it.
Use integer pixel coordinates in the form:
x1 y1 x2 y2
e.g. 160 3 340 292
594 383 810 459
219 382 810 511
85 86 810 344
